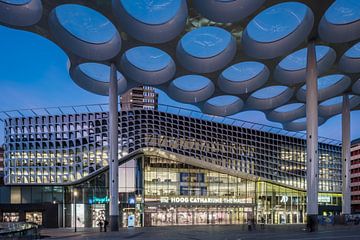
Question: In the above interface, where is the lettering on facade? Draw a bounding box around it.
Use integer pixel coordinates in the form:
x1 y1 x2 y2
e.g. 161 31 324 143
160 197 247 204
145 135 256 157
280 196 289 203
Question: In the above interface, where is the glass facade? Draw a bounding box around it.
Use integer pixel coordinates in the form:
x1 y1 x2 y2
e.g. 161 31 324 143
1 109 343 227
143 156 255 226
0 154 343 227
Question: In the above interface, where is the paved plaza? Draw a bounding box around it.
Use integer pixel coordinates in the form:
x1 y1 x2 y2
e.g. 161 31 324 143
40 225 360 240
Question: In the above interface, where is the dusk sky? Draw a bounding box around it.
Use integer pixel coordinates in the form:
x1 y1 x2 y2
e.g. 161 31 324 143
0 23 360 144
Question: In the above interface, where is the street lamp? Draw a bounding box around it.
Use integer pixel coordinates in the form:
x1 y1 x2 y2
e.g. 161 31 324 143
73 189 78 232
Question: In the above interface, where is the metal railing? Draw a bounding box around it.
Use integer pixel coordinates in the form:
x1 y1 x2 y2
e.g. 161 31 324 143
0 102 341 146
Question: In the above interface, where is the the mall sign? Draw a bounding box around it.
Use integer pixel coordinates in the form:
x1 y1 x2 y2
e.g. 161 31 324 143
160 197 247 204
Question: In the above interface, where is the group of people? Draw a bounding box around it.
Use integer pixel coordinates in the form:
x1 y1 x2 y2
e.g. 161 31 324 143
97 218 109 232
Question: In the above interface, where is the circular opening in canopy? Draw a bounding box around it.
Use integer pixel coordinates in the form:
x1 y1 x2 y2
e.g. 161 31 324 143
345 42 360 59
279 46 329 71
320 95 355 107
325 0 360 25
79 63 123 82
207 95 239 107
302 74 344 90
292 117 306 123
246 2 307 43
55 4 117 44
120 0 182 25
180 26 232 58
125 46 172 72
221 62 264 82
172 75 211 92
251 86 288 99
274 103 304 113
0 0 30 4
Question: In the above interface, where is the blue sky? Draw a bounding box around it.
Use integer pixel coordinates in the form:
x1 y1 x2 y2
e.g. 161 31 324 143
0 24 360 143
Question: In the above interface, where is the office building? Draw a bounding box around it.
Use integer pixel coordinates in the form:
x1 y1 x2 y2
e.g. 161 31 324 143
0 108 342 227
351 138 360 213
120 86 158 111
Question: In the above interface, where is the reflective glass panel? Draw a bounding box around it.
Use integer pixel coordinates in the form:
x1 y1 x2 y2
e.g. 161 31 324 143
222 62 264 82
279 46 329 71
252 86 288 99
325 0 360 25
125 46 172 71
56 4 116 44
181 26 232 58
275 103 304 113
207 95 239 107
345 42 360 58
79 63 123 82
173 75 211 91
247 2 307 43
121 0 181 25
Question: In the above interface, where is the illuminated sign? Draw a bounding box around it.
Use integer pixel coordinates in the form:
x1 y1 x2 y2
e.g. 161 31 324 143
318 196 331 203
89 196 110 204
280 196 289 203
160 197 247 204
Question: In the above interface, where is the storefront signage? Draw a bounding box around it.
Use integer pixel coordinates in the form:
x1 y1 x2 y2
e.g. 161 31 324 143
89 196 110 204
160 197 247 204
318 196 331 203
280 196 289 203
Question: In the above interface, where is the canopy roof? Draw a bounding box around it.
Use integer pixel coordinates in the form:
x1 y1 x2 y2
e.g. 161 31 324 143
1 0 360 131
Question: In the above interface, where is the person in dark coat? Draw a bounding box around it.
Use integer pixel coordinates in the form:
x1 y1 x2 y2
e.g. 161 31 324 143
104 220 109 232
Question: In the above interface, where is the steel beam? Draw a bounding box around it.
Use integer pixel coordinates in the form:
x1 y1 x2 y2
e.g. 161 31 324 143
306 41 319 232
342 94 351 216
109 63 119 231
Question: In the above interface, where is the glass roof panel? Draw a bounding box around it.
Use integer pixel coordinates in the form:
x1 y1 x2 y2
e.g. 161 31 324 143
173 75 211 92
221 62 264 82
274 103 304 113
302 74 344 90
279 46 329 71
325 0 360 25
252 86 288 99
120 0 181 25
125 46 171 71
180 26 232 58
79 63 122 82
345 42 360 59
320 96 342 106
0 0 30 4
55 4 116 44
207 95 239 107
320 95 354 106
293 117 306 123
246 2 307 43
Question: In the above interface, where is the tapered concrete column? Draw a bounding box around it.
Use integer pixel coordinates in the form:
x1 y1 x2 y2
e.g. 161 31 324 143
305 41 319 232
109 63 119 231
342 94 351 216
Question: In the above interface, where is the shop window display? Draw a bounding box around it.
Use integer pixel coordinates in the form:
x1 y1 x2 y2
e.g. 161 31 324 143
2 212 19 222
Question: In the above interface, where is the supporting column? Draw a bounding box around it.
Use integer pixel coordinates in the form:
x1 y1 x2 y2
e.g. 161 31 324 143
109 63 119 231
342 94 351 216
305 41 319 232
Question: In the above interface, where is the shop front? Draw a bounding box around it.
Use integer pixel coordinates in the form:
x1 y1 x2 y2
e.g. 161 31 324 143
144 205 253 226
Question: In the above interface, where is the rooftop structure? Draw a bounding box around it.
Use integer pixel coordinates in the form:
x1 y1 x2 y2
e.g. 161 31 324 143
120 86 158 111
0 0 359 130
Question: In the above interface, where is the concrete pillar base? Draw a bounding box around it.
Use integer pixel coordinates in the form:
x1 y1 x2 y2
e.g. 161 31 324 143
307 214 318 232
110 215 119 231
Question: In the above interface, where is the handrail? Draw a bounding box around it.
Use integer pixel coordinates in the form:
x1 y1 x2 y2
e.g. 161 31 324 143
0 102 341 145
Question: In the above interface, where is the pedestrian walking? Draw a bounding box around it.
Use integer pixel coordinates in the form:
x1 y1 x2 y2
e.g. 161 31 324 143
247 219 252 231
104 220 109 232
98 219 104 232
